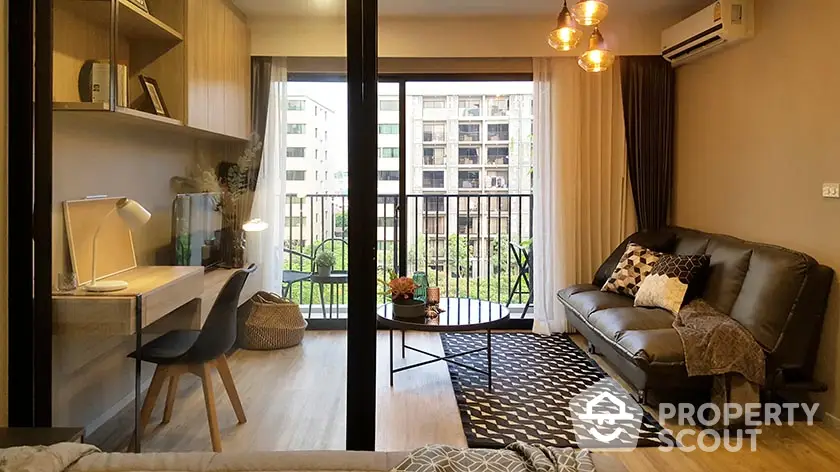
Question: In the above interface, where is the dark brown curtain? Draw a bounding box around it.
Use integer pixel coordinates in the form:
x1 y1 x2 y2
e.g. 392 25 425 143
251 56 273 145
241 56 273 193
620 56 675 231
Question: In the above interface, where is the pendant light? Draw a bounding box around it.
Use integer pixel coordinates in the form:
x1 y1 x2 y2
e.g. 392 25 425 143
571 0 609 26
578 27 615 72
547 1 583 51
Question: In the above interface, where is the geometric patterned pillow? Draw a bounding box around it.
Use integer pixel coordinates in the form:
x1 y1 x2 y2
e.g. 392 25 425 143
634 253 711 315
600 243 664 297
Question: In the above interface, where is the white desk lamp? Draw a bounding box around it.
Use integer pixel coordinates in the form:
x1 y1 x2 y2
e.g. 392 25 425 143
85 198 152 292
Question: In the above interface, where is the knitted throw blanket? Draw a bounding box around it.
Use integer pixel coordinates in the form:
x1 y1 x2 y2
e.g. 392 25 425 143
673 299 765 385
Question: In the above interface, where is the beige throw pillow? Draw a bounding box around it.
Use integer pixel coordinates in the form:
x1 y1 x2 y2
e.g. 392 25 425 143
600 243 663 297
634 253 711 315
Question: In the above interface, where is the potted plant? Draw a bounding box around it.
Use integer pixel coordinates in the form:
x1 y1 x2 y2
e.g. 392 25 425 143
381 270 425 319
171 134 263 268
314 250 336 277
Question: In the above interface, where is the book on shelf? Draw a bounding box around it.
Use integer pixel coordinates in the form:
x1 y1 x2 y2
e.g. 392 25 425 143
79 60 129 107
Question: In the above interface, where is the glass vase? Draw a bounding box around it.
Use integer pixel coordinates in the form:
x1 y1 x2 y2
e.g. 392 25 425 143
413 271 429 303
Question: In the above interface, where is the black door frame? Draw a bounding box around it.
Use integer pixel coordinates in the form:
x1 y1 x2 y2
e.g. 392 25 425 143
345 0 378 451
7 0 54 427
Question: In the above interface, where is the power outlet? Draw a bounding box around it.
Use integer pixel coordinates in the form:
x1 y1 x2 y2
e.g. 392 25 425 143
822 183 840 198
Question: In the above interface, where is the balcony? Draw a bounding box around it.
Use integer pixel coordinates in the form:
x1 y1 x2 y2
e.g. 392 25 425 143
458 124 481 142
279 193 533 320
423 146 446 166
486 170 509 190
458 147 480 166
423 122 446 143
458 171 481 189
487 147 510 166
487 124 509 142
422 171 445 189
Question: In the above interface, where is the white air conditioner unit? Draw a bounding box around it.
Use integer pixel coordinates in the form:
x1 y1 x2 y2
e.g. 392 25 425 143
661 0 754 66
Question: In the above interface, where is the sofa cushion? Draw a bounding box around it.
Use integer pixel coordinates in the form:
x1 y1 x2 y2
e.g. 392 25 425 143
615 329 686 365
672 230 711 255
730 246 813 351
558 284 636 320
588 307 675 342
700 238 753 314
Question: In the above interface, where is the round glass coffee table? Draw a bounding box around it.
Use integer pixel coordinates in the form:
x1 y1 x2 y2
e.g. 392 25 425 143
377 298 510 391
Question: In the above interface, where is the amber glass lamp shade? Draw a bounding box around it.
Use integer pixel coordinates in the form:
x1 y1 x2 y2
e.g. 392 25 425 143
578 28 616 72
547 2 583 51
572 0 609 26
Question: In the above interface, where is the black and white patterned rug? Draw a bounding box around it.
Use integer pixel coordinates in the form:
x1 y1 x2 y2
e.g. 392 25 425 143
440 332 674 449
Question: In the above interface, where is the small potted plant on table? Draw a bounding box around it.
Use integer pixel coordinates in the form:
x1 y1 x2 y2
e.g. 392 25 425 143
314 250 336 277
382 271 425 319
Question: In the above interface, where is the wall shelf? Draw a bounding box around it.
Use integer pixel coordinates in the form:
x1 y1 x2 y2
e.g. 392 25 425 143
61 0 183 44
53 103 248 143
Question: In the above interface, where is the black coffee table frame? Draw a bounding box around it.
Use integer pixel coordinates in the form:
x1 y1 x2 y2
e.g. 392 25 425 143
378 298 510 392
389 328 493 391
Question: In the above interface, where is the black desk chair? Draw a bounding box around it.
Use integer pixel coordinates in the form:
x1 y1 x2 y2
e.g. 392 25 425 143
506 242 533 318
128 264 256 452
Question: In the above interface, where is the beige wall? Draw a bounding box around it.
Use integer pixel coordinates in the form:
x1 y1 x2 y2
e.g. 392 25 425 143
251 12 690 58
52 116 196 275
673 0 840 418
0 0 8 427
51 116 197 430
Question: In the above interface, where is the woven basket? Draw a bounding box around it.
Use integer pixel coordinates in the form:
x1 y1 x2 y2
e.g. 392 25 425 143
238 291 308 350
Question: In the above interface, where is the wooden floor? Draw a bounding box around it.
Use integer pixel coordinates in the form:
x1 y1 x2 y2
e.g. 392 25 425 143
137 331 840 471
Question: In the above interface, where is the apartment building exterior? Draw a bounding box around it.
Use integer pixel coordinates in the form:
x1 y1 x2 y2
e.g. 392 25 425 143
284 95 335 249
376 91 534 278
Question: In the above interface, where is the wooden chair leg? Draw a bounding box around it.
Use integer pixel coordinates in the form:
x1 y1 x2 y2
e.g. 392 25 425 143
216 355 247 424
138 365 168 438
198 362 223 452
162 373 181 424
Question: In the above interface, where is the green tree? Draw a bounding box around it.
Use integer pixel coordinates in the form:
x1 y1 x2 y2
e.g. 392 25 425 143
334 211 348 229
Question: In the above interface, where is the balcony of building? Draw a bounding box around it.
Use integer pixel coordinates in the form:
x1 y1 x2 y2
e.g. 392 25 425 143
278 194 533 321
422 146 447 166
458 170 481 189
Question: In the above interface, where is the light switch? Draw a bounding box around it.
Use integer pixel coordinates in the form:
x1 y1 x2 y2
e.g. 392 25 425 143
822 183 840 198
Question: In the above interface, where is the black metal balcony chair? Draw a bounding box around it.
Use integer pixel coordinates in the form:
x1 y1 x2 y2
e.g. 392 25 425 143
308 238 349 318
281 247 313 297
506 242 533 318
128 264 256 452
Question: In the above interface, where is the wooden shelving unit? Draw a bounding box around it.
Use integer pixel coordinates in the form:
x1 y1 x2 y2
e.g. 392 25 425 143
53 0 250 142
53 103 247 142
60 0 183 43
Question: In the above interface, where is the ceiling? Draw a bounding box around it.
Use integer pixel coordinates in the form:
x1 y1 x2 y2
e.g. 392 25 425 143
233 0 710 18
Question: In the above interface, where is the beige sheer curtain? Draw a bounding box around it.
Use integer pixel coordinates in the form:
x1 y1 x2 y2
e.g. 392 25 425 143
249 58 288 293
532 57 634 334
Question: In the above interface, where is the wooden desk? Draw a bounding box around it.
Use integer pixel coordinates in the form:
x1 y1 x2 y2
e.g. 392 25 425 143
53 266 204 335
50 265 261 450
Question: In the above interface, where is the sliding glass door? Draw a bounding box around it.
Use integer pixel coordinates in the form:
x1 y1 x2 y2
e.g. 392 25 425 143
15 0 382 455
400 80 535 315
372 77 534 450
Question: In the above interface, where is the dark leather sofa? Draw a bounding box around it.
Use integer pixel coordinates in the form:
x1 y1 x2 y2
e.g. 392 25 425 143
557 226 834 403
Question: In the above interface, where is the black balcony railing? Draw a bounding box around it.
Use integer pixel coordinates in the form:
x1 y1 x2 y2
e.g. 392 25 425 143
281 193 533 319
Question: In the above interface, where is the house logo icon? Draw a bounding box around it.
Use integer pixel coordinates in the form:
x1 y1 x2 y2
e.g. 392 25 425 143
578 392 636 442
570 378 644 449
